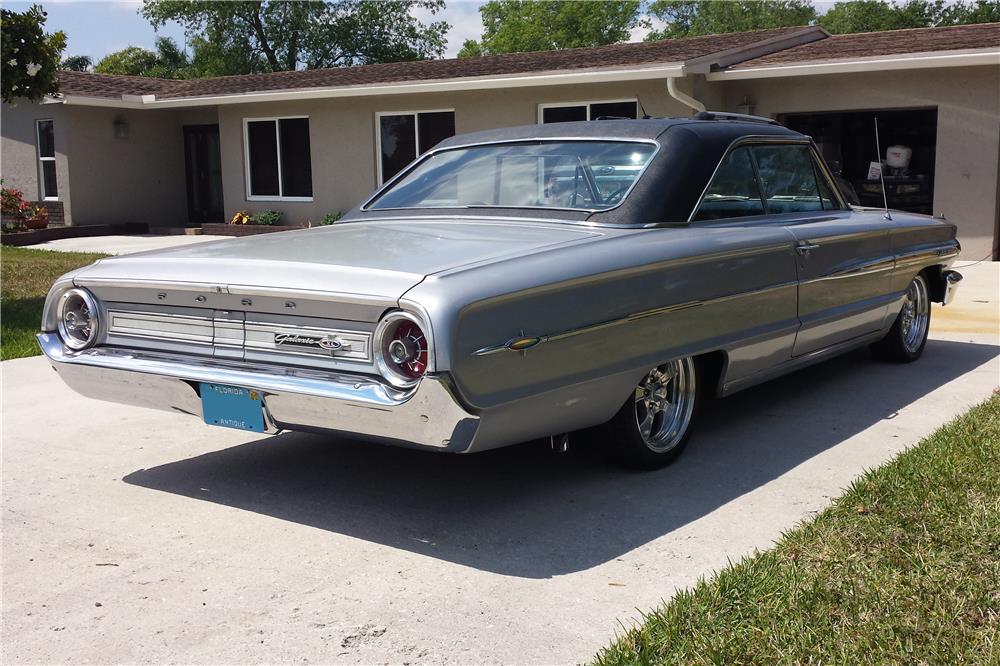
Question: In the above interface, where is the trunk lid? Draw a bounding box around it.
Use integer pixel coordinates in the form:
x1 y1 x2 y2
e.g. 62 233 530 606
74 220 602 302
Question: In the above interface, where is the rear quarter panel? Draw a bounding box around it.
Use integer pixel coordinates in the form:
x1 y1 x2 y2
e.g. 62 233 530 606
887 212 961 296
405 224 800 422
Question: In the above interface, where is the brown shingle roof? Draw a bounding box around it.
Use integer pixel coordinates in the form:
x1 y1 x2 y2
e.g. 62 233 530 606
57 26 815 100
732 22 1000 68
57 23 998 102
56 71 182 98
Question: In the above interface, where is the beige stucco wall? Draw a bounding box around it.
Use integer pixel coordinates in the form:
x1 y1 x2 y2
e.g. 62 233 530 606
64 106 219 226
2 102 219 226
216 79 697 223
1 102 72 216
715 65 1000 260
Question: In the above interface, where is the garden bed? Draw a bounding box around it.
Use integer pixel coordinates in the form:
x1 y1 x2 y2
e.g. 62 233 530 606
201 223 309 237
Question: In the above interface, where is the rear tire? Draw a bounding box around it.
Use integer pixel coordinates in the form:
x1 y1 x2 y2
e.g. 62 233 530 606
871 273 931 363
597 357 700 470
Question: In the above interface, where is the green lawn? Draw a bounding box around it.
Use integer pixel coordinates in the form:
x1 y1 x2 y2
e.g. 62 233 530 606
0 246 107 360
595 394 1000 665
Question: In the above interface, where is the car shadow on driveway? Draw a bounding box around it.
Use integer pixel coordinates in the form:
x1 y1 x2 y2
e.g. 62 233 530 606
123 339 998 578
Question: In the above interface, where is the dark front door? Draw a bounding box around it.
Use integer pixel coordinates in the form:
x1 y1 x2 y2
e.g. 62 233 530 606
184 124 224 224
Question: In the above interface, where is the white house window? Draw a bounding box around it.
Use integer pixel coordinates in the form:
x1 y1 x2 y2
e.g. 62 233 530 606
377 110 455 184
244 117 313 200
36 119 58 200
538 100 638 124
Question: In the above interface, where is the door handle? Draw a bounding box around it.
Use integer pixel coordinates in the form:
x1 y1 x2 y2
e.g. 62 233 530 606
796 242 821 257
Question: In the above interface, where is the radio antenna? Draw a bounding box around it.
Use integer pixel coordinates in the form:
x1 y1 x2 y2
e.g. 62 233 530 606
874 116 892 220
637 96 650 119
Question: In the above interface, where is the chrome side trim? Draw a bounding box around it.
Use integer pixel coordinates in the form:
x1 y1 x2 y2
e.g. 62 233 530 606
895 247 959 269
803 256 896 283
722 328 887 396
472 280 796 356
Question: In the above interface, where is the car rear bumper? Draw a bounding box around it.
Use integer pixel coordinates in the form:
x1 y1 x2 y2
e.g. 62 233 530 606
37 333 479 452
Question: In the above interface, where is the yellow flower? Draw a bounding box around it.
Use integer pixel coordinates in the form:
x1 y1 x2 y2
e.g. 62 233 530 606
229 210 252 225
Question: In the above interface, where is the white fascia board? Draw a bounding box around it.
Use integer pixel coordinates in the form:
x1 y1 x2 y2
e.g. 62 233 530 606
62 63 686 110
708 48 1000 80
62 95 148 109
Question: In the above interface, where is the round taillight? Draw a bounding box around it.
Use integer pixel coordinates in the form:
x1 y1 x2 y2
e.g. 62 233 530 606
375 312 429 388
56 288 100 350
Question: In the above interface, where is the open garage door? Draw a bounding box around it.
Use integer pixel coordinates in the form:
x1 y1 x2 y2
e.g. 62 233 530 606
780 108 937 215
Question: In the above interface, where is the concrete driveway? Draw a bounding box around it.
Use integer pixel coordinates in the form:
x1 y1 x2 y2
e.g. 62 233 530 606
22 234 230 255
2 263 997 664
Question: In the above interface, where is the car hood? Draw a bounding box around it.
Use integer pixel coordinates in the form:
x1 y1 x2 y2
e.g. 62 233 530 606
72 220 603 302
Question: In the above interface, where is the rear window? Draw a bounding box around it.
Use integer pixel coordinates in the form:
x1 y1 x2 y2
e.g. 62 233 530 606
366 141 656 212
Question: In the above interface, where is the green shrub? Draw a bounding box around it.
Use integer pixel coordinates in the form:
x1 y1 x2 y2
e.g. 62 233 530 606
254 210 282 226
319 211 343 226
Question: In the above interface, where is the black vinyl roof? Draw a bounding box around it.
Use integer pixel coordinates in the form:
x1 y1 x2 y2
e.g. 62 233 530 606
349 118 809 225
436 117 802 147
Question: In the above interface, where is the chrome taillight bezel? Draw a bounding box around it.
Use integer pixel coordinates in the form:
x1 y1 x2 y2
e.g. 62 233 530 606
56 287 101 351
374 311 430 389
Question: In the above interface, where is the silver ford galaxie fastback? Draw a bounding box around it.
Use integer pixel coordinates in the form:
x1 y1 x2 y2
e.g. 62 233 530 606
40 114 962 468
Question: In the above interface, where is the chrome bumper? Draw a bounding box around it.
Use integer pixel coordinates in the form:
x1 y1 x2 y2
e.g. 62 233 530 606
37 333 479 452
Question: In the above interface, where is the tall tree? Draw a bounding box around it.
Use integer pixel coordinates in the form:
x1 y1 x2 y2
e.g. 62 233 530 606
95 36 191 78
939 0 1000 25
458 1 642 58
821 0 943 33
822 0 1000 33
1 4 65 102
645 0 816 40
60 55 93 72
141 0 449 75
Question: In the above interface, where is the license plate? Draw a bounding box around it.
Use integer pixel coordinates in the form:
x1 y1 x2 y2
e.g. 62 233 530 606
200 383 265 432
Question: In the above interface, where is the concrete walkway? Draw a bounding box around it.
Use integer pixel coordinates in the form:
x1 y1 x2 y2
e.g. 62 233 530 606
22 233 230 255
2 263 997 664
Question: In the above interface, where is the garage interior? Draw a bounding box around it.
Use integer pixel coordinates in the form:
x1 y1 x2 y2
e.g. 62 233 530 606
780 108 938 214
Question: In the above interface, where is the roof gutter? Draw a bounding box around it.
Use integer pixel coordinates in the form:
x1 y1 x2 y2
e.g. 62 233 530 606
707 48 999 80
61 63 687 109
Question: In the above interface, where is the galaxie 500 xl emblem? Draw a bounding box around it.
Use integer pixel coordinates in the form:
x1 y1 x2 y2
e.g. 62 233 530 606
274 333 344 351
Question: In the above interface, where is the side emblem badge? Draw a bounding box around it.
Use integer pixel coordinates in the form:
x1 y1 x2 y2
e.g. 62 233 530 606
505 336 542 351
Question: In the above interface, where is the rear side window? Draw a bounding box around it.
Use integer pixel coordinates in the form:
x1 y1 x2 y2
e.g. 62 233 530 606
753 144 830 214
692 147 764 221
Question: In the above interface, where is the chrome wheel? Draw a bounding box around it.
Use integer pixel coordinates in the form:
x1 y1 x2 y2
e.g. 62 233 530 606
900 275 930 353
634 358 697 453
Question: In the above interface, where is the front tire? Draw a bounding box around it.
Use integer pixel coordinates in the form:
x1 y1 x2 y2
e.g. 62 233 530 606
598 357 700 470
871 273 931 363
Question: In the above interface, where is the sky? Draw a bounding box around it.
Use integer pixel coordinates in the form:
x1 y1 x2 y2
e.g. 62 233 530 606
10 0 842 65
5 0 490 62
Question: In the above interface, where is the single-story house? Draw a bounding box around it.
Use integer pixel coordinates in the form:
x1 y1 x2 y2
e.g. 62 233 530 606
2 22 998 258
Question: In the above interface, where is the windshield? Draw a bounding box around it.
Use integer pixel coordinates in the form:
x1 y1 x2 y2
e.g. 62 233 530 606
367 141 656 212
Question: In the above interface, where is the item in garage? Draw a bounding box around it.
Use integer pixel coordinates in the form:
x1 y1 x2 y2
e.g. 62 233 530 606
885 145 913 176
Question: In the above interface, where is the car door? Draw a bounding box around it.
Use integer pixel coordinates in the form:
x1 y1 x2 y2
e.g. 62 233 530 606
687 144 802 384
752 143 894 356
